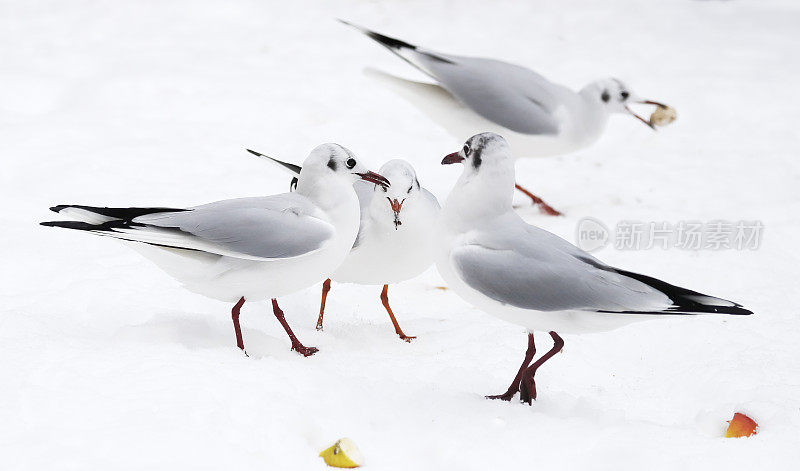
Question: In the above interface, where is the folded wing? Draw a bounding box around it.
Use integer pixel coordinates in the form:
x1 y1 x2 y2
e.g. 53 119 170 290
412 55 562 135
42 194 335 261
451 218 750 315
342 20 562 135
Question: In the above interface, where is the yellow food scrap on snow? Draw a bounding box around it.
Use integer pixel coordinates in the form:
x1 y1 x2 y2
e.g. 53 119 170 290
319 438 364 468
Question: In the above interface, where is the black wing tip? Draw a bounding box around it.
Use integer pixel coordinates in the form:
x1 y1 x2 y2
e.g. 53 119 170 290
365 31 416 51
47 205 185 219
667 297 754 316
339 19 416 51
608 267 753 316
675 305 753 316
664 297 753 316
597 304 753 316
40 220 97 230
248 150 303 176
707 304 753 316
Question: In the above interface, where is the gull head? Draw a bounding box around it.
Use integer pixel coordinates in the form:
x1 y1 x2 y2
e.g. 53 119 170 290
583 78 669 130
370 159 422 230
441 132 512 175
301 143 390 190
441 133 516 215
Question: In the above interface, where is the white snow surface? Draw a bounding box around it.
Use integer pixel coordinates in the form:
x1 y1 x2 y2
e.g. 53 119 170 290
2 0 799 469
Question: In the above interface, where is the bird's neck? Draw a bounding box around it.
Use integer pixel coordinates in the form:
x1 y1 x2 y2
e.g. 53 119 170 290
298 180 360 228
575 88 611 143
441 167 515 230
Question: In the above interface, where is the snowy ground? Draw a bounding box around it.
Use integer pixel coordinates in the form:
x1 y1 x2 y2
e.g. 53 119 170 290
2 0 799 469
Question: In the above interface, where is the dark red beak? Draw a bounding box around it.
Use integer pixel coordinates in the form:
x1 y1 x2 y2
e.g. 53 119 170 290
441 152 465 165
640 99 668 108
628 100 670 131
389 198 404 213
357 171 390 188
625 105 656 130
388 198 404 229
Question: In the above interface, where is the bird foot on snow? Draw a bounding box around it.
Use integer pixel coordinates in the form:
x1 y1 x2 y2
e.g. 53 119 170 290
292 344 319 357
536 202 562 217
485 390 517 402
518 378 537 405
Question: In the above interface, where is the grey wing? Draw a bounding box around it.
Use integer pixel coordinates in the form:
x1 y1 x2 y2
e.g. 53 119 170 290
343 22 561 135
412 53 563 135
131 194 335 260
451 229 672 312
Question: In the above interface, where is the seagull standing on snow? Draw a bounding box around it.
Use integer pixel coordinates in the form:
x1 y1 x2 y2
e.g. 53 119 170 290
41 144 390 357
436 133 752 404
340 20 670 215
248 150 440 341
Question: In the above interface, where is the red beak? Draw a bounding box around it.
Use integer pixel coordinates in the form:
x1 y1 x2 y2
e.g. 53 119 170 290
388 198 404 229
640 99 668 108
628 100 670 131
441 152 465 165
356 171 391 188
389 198 404 213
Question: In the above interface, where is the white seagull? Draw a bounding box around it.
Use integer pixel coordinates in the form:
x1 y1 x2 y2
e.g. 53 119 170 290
41 144 390 356
436 133 752 404
247 149 440 341
340 20 670 215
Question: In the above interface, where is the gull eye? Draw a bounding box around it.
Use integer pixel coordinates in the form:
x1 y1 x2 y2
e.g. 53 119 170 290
463 144 471 156
601 90 610 103
345 158 356 169
620 91 629 100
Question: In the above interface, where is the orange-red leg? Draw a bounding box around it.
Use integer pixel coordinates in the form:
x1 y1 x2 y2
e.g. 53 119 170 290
515 183 562 216
519 331 564 405
272 298 318 357
231 297 248 356
380 285 415 342
486 332 536 401
316 278 331 331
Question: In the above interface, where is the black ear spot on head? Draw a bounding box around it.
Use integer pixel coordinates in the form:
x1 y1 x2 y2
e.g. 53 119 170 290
601 90 610 103
327 157 337 171
472 147 483 170
470 134 489 170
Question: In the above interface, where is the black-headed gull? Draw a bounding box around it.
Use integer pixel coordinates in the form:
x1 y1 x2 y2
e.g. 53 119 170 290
436 133 752 404
41 144 390 357
247 150 440 341
340 20 670 215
